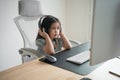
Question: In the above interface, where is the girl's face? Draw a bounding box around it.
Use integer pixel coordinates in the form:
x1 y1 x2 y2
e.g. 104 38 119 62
49 22 61 40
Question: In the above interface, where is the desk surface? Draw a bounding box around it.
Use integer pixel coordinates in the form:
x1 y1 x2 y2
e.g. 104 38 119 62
0 58 120 80
0 59 82 80
1 42 120 80
87 58 120 80
40 42 101 75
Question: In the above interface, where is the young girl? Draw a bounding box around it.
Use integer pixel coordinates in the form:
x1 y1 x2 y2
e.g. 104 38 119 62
36 15 71 55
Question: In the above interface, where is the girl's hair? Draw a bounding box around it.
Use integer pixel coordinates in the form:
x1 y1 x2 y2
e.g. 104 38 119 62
36 15 61 40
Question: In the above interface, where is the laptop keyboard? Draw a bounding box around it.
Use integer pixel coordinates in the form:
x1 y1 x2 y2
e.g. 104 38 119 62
66 51 90 64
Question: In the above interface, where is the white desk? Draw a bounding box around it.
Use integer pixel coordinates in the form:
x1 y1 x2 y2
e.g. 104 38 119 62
0 58 120 80
87 58 120 80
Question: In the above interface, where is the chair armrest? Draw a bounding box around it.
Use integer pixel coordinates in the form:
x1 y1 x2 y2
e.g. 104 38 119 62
19 48 42 58
69 40 81 47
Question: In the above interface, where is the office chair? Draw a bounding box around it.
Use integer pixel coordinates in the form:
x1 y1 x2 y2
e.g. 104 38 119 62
14 0 81 63
14 0 43 63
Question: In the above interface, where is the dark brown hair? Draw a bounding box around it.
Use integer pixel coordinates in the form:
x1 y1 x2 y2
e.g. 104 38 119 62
36 15 61 40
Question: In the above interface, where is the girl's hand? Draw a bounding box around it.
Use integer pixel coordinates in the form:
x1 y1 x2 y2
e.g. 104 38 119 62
39 28 55 54
59 31 64 37
59 31 72 49
39 28 49 38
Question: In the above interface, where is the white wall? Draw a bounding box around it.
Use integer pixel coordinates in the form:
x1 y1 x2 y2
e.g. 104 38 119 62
0 0 22 71
66 0 92 43
0 0 66 71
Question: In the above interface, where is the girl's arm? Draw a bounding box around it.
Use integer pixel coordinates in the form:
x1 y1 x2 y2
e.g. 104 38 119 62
60 32 72 49
39 29 55 54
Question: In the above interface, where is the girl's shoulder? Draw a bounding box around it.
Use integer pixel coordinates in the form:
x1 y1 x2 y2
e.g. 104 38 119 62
36 38 45 42
36 38 45 46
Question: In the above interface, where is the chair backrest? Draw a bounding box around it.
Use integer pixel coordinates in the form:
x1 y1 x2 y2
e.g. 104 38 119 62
18 18 39 50
17 0 42 49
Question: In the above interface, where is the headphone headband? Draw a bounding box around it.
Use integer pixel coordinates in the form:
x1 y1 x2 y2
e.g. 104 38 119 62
40 15 46 24
39 15 46 29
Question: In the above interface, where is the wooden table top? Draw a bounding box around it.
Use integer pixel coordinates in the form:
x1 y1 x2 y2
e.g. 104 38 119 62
0 59 83 80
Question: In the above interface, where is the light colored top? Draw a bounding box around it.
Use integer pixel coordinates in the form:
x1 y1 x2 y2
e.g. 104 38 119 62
36 38 63 54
